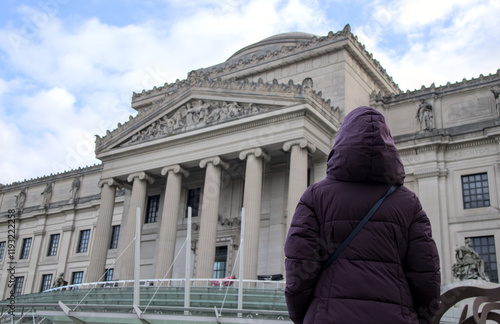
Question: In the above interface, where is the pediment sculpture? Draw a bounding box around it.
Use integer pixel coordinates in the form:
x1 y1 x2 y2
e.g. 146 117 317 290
452 238 489 281
126 100 268 145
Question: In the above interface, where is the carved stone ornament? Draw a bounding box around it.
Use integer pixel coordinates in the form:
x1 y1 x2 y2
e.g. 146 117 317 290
70 177 81 201
125 100 268 146
416 99 434 131
491 86 500 117
161 165 189 178
15 188 27 210
41 182 53 209
283 139 316 154
452 238 489 281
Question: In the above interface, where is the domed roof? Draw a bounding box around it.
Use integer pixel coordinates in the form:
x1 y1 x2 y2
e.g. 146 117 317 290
227 32 317 62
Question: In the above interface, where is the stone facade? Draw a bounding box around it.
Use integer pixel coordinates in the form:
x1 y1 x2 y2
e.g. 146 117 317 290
1 25 499 297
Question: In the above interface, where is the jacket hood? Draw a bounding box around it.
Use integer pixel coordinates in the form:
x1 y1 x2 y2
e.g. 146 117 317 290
326 106 405 184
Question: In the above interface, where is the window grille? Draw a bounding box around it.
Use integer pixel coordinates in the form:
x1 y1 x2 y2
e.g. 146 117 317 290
77 230 90 253
47 234 60 256
20 238 32 259
467 236 498 283
145 195 160 223
462 173 490 209
109 225 120 249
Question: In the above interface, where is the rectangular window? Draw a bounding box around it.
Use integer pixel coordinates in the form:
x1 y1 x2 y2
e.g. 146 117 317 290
40 274 53 292
186 188 200 217
213 246 228 279
77 230 90 253
109 225 120 249
14 276 24 296
0 241 5 262
145 195 160 223
71 271 84 285
20 237 32 260
462 173 490 209
105 268 114 281
467 236 498 283
47 234 60 256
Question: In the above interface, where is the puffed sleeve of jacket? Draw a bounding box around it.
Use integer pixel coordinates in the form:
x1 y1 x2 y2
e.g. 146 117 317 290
404 195 441 324
284 186 322 324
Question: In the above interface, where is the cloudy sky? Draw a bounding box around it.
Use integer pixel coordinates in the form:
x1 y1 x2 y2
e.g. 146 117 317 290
1 0 499 185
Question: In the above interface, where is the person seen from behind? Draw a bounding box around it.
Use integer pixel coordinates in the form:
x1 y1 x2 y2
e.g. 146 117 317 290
284 106 441 323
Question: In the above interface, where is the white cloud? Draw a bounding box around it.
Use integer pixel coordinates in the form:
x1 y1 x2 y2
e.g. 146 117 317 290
2 0 498 184
357 0 500 90
0 0 333 184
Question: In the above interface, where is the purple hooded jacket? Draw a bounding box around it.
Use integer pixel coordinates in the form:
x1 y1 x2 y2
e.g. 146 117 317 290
285 107 440 323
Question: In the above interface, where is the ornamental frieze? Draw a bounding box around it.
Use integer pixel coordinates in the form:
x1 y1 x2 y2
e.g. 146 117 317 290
124 100 268 146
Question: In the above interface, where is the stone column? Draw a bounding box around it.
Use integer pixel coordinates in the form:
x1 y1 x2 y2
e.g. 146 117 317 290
25 221 45 293
154 165 189 279
195 156 229 279
116 172 154 280
414 169 446 281
87 178 122 283
239 148 270 280
283 139 316 233
56 223 74 278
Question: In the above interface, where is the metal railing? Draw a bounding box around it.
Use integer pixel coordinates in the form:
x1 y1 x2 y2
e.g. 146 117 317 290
44 278 286 292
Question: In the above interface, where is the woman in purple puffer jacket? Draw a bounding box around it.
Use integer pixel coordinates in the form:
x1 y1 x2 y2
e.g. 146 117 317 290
285 106 441 323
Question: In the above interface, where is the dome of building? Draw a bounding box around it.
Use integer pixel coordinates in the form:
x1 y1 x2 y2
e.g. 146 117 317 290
226 32 317 62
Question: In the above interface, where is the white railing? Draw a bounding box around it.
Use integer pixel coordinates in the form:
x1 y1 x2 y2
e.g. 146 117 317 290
44 278 285 292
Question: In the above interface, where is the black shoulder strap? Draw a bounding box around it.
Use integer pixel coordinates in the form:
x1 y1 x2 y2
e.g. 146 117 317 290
322 184 399 271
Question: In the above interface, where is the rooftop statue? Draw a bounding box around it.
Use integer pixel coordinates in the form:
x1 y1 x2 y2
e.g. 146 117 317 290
452 238 489 281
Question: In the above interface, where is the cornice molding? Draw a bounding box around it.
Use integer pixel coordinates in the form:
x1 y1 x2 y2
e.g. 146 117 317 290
97 110 309 160
1 164 103 190
398 137 498 157
371 70 500 103
96 78 339 154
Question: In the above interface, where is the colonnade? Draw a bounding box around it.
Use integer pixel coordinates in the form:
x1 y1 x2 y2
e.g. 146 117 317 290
88 140 316 281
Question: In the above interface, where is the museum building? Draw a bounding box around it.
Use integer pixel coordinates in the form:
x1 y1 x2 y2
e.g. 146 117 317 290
1 24 500 299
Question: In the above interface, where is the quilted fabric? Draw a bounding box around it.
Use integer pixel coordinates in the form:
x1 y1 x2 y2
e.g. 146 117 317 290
285 107 440 323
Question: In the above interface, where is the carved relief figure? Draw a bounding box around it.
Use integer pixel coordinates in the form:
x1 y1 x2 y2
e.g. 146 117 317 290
129 100 267 144
15 188 27 210
491 88 500 117
416 99 434 131
452 238 489 281
70 177 81 201
41 182 53 208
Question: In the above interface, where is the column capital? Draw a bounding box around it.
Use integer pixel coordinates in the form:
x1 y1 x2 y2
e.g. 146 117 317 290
34 229 45 236
199 156 229 170
239 148 271 162
127 171 155 184
414 168 448 179
62 225 75 232
161 165 189 178
282 139 316 153
98 178 123 189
